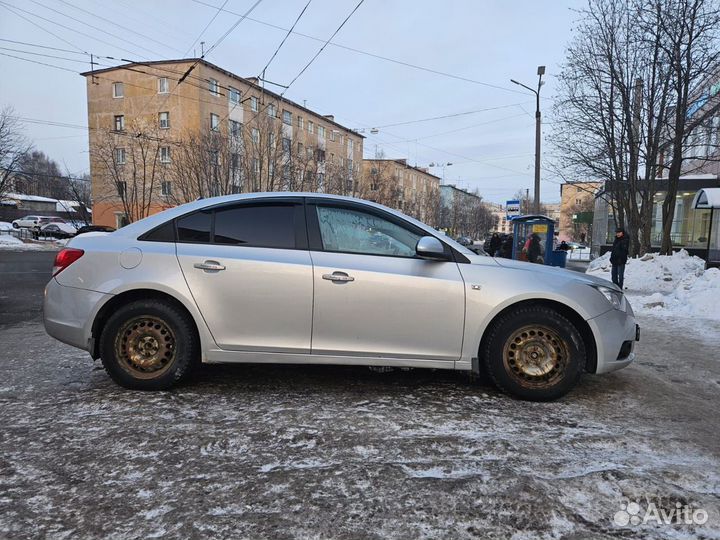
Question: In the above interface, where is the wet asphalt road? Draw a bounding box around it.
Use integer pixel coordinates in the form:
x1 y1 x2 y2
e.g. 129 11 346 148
0 250 718 539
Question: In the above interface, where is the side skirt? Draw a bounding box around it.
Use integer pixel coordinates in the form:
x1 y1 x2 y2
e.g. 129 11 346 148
204 349 472 371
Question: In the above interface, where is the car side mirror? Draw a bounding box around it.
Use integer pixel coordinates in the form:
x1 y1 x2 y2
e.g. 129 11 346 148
416 236 448 261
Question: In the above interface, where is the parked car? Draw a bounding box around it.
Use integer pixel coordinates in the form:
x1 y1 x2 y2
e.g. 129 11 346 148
456 236 473 246
75 225 116 235
43 193 639 401
39 222 77 239
12 215 54 229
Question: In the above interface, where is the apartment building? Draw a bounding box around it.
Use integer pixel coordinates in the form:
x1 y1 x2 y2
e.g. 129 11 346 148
82 59 364 227
559 181 602 240
360 158 440 222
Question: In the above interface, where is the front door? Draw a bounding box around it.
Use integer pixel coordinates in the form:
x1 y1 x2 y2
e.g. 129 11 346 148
175 200 313 353
307 201 465 361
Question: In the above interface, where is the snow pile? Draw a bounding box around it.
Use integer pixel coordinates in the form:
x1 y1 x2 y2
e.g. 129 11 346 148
587 249 720 320
0 235 23 246
0 221 13 232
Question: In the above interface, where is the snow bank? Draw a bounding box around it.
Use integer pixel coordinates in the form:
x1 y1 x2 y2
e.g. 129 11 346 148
0 235 23 246
0 235 59 251
587 249 720 320
0 222 13 232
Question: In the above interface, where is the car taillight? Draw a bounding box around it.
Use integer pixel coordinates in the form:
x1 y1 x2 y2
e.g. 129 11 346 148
52 248 84 277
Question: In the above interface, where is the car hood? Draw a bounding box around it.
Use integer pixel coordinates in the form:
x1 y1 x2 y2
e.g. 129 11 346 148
489 257 619 290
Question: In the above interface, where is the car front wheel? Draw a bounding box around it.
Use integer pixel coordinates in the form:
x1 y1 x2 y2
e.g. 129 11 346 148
12 222 18 229
482 305 586 401
99 299 199 390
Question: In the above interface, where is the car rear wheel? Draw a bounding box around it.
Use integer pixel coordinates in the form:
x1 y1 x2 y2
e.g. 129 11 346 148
482 305 585 401
12 222 18 228
99 299 199 390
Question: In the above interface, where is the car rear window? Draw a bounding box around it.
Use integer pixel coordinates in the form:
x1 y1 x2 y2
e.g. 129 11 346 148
177 211 211 243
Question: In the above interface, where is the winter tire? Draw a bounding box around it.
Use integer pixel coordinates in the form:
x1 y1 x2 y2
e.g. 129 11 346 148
99 299 199 390
482 305 586 401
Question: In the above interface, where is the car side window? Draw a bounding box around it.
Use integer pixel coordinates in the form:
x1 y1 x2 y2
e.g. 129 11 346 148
315 205 421 257
214 204 297 249
177 211 211 243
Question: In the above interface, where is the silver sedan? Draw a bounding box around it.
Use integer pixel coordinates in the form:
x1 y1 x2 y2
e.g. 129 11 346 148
43 193 638 400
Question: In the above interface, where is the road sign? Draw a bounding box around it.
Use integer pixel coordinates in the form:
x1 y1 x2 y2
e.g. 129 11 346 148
506 200 521 218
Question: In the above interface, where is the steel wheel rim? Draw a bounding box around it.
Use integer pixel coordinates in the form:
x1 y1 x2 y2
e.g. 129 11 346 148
502 325 569 389
114 316 176 379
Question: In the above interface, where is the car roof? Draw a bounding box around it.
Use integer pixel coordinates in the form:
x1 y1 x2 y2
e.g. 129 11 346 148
113 192 421 237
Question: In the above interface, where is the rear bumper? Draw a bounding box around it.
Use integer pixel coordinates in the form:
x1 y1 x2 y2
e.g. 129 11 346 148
586 307 638 374
43 278 111 352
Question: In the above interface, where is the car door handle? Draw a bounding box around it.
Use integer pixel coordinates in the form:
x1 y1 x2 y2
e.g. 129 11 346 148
193 260 226 271
322 271 355 282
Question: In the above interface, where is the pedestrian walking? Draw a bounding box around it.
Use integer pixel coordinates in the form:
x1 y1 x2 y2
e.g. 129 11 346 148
489 232 502 256
610 227 630 289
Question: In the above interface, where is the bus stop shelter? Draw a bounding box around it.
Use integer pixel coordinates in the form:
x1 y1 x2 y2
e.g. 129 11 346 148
692 187 720 267
510 215 567 267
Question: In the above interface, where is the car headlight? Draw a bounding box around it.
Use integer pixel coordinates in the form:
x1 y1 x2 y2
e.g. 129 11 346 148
592 285 626 311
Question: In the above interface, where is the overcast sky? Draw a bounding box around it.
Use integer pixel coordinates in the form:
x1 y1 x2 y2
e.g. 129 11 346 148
0 0 585 203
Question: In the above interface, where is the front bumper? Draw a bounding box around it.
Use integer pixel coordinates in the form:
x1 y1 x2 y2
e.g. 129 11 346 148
586 307 639 374
43 278 112 352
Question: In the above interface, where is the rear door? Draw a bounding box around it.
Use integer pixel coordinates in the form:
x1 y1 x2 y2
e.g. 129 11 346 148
175 198 313 353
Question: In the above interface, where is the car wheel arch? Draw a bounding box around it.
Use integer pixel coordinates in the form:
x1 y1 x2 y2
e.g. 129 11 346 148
477 298 598 375
90 288 201 360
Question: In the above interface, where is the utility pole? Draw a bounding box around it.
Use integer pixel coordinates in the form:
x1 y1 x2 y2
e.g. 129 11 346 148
511 66 545 214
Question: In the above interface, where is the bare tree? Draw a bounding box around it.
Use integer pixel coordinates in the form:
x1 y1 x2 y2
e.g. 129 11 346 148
91 118 167 224
655 0 720 253
0 107 32 199
552 0 720 255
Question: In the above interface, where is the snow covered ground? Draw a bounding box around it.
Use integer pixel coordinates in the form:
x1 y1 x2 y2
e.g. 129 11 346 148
0 221 13 232
0 233 63 251
587 249 720 321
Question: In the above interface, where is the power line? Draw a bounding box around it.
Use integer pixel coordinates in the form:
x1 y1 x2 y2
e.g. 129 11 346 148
190 0 530 96
183 0 230 57
258 0 312 79
0 51 80 73
285 0 364 89
0 37 84 55
55 0 185 56
372 102 529 129
0 2 87 53
203 0 265 59
0 46 94 64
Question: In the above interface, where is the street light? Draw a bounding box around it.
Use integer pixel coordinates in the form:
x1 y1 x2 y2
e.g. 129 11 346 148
511 65 545 214
429 162 452 184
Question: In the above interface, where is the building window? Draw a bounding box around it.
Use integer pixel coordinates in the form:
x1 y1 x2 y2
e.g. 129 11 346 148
115 147 126 165
229 86 241 104
316 149 326 162
308 121 314 134
347 158 353 172
268 103 276 117
282 110 292 125
210 113 219 131
282 137 291 153
209 78 219 96
317 125 325 138
112 82 123 98
160 146 171 163
158 111 170 129
297 116 303 129
297 142 303 154
250 96 258 112
161 181 172 196
229 119 242 138
251 128 260 144
253 158 260 176
117 181 127 197
330 130 336 142
210 150 219 166
114 115 125 132
158 77 169 94
231 152 239 171
348 138 354 152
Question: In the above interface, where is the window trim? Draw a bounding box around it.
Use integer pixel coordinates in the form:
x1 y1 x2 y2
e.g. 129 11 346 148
154 197 307 250
112 82 124 98
158 77 169 94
